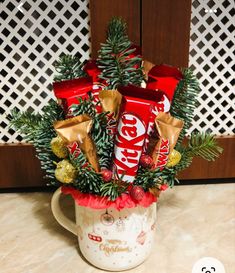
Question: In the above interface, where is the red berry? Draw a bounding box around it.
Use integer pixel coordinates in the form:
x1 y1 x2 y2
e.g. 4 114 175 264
160 184 168 191
101 169 113 182
130 186 145 201
140 155 153 168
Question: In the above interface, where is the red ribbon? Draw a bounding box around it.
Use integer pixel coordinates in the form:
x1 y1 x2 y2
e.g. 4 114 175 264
147 64 183 101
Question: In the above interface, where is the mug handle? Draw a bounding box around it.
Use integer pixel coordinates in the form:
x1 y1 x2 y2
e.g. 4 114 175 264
51 187 77 236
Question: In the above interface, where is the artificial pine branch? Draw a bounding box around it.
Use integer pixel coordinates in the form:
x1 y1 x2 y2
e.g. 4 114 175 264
188 132 223 160
170 68 200 145
134 167 178 190
174 132 223 172
100 179 129 200
9 102 65 185
70 153 103 194
134 132 222 190
98 17 144 89
54 55 87 82
71 96 114 169
9 110 42 141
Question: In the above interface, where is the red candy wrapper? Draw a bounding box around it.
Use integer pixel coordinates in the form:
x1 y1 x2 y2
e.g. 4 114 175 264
144 91 171 152
83 60 107 113
151 112 184 170
67 142 81 158
83 60 101 83
113 85 164 182
147 64 183 101
53 77 93 114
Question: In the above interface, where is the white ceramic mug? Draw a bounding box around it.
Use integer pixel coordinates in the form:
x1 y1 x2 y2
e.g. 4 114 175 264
51 187 157 271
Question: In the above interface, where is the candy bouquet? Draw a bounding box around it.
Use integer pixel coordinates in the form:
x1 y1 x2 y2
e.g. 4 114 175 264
10 18 222 210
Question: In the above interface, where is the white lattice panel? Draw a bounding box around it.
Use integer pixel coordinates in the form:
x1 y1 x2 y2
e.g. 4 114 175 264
0 0 91 142
1 0 234 143
188 0 235 135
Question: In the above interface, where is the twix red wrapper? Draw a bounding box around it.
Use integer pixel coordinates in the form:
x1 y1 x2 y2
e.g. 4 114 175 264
144 91 171 153
151 112 184 170
99 90 122 135
112 85 164 182
53 77 93 115
54 114 100 172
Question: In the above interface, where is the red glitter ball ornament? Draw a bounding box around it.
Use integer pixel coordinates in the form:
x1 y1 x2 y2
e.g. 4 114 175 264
101 169 113 182
140 155 153 168
130 186 145 201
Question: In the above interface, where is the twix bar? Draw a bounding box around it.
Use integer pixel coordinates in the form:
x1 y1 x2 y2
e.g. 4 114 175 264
151 112 184 169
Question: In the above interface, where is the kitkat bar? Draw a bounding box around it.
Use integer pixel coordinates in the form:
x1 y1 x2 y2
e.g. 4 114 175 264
147 64 183 101
112 85 165 182
53 77 93 113
151 112 184 170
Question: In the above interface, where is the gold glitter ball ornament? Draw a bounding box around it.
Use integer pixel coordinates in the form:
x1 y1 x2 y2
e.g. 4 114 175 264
55 160 77 184
166 149 181 167
51 136 68 158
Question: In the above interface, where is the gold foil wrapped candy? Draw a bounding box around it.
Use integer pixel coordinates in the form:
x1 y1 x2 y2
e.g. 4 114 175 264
166 149 182 167
98 90 122 120
50 136 68 158
55 159 77 183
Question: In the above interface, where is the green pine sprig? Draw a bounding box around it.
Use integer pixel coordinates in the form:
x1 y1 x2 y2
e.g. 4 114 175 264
134 166 178 191
134 132 222 189
71 96 114 169
69 152 103 194
174 132 223 172
54 55 87 82
170 68 200 145
9 101 65 185
100 179 129 201
188 132 223 160
98 17 144 89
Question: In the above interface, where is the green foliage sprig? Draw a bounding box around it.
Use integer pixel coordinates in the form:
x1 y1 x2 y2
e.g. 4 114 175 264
54 55 87 82
134 166 179 190
170 68 200 145
70 96 114 169
98 17 144 89
100 179 129 200
70 152 103 194
174 132 223 172
134 132 222 190
9 102 65 185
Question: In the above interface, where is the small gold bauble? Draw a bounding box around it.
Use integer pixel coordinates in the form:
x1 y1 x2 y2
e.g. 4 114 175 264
55 160 77 184
51 136 68 158
166 149 181 167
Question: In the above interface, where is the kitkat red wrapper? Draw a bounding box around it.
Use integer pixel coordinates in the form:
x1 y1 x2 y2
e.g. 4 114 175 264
147 64 183 101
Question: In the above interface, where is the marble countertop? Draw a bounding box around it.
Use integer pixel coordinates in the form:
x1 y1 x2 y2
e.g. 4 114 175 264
0 184 234 273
